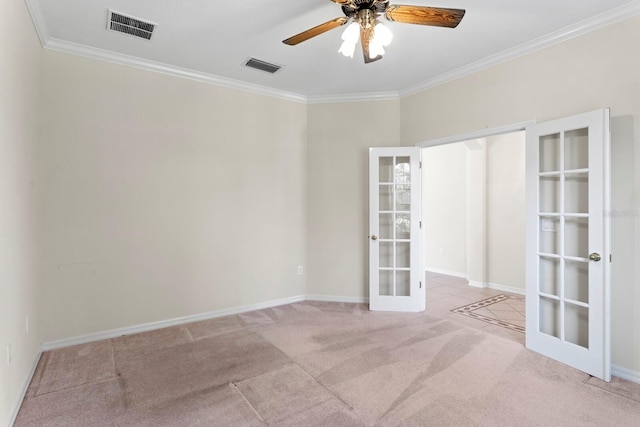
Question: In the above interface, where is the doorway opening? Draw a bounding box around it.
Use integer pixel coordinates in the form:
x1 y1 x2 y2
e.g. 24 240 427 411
400 109 611 380
421 131 526 344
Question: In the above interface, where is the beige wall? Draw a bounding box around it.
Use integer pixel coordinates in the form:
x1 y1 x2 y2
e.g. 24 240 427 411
38 51 308 341
486 133 526 289
400 17 640 373
0 0 42 424
306 100 401 298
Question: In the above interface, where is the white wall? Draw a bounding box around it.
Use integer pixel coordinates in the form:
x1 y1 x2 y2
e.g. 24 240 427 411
422 132 525 292
465 139 487 286
422 142 467 275
401 17 640 373
0 0 42 424
37 51 308 342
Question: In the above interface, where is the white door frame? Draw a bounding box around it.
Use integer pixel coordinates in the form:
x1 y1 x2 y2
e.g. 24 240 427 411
416 121 536 149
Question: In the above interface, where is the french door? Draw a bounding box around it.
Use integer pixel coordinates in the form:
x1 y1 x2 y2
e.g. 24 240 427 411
369 147 423 312
525 109 610 381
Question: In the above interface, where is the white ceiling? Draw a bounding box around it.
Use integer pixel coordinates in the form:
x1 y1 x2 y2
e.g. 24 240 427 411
27 0 639 101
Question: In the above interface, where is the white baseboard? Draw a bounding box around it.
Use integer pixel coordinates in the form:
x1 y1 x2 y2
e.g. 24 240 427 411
486 282 526 296
305 295 369 304
40 294 369 352
42 295 306 351
612 364 640 384
468 280 487 289
8 349 42 427
40 294 371 352
425 267 469 279
466 280 526 296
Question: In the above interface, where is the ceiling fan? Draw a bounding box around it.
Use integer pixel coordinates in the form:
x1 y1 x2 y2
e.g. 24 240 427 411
283 0 465 64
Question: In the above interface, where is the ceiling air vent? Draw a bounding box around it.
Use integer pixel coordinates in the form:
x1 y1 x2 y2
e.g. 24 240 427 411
107 10 156 41
244 58 282 74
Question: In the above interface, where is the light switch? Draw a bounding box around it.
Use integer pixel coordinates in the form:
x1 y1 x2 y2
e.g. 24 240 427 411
541 219 557 232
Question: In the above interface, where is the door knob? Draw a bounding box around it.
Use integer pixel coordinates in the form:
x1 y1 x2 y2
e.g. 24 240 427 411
371 235 378 240
589 252 601 262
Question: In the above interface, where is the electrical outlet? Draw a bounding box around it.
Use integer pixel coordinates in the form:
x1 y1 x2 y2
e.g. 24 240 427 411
297 265 304 275
439 248 444 256
6 344 11 366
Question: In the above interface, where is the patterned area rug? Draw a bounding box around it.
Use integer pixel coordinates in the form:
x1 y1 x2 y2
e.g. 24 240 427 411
452 294 525 333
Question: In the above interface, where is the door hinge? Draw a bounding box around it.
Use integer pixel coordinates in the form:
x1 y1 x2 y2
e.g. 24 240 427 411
419 221 422 228
610 254 612 262
420 281 422 289
419 161 422 169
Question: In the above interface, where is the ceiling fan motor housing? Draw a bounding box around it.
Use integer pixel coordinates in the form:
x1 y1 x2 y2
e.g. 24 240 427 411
342 0 389 19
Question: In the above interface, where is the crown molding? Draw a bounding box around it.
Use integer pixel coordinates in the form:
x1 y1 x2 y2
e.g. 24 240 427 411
307 91 400 104
24 0 49 46
44 34 398 104
400 0 640 98
43 38 309 103
26 0 640 104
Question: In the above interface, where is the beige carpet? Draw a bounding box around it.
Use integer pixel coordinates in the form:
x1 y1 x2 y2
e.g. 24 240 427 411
15 301 640 426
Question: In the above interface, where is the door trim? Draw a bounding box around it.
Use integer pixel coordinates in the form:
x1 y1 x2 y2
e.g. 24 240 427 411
416 121 536 148
603 110 612 380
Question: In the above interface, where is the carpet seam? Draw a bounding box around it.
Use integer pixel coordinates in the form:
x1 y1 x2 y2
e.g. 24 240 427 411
230 382 267 425
183 324 195 341
582 377 640 404
31 375 120 398
292 360 354 410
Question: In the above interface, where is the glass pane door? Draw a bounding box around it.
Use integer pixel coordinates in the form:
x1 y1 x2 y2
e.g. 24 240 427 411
537 128 590 348
526 109 610 381
369 147 422 312
378 155 412 297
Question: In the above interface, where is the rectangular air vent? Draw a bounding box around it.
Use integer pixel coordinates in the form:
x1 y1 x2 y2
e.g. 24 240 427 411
244 58 282 74
107 10 156 40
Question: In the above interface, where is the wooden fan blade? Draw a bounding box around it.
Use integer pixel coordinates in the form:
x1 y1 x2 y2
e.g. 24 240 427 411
360 26 382 64
385 5 465 28
282 17 349 45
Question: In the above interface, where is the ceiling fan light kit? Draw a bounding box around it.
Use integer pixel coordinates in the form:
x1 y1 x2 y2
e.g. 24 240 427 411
283 0 465 64
339 22 360 57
